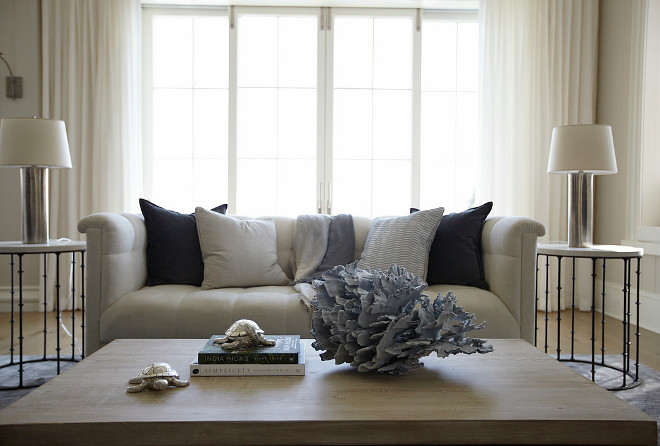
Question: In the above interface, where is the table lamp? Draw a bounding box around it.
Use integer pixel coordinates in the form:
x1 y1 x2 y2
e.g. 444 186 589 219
0 117 72 244
547 124 617 248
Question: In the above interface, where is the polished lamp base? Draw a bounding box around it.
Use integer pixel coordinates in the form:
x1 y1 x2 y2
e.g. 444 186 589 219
20 166 49 244
567 171 593 248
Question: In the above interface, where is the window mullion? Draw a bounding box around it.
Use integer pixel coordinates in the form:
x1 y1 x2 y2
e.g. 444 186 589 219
412 9 422 209
323 7 334 215
228 6 237 213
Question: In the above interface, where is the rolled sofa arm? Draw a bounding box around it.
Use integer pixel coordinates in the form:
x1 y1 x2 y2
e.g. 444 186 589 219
481 216 546 344
78 213 147 355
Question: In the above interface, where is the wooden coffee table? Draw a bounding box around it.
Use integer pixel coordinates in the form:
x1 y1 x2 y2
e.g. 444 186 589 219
0 339 656 445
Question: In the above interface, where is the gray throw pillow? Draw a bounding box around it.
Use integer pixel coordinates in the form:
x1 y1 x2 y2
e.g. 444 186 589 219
195 207 290 289
358 207 444 280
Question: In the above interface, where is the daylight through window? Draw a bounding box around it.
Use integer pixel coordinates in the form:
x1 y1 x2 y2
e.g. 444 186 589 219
143 7 479 217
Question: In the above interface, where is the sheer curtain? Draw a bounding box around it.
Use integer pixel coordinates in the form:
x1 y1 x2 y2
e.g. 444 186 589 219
40 0 143 312
478 0 599 311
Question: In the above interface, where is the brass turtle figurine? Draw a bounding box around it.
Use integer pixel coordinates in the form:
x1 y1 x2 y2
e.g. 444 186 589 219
126 362 189 393
214 319 276 350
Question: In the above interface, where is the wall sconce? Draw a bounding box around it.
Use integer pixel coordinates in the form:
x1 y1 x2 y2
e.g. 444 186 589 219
0 52 23 100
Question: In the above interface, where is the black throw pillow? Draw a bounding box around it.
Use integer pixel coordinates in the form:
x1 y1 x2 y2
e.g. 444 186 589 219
139 199 227 286
411 202 492 289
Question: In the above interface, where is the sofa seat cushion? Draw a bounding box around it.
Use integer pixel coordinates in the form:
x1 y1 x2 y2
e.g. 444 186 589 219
100 285 312 345
425 285 520 340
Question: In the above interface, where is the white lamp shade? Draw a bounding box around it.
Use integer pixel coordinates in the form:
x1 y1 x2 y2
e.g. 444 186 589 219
0 118 72 168
547 124 617 174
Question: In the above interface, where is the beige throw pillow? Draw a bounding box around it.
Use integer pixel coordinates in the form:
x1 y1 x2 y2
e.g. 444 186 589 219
358 207 444 280
195 207 290 289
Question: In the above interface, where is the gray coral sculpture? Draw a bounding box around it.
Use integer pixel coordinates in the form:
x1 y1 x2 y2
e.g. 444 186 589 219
310 261 493 375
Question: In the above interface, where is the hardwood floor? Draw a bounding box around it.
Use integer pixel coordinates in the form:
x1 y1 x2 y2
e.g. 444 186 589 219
0 309 658 371
536 309 660 371
0 310 84 359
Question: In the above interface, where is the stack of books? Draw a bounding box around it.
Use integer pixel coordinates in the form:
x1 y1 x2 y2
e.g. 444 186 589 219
190 335 305 376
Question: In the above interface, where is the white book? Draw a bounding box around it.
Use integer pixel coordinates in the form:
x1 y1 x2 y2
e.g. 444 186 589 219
190 343 305 376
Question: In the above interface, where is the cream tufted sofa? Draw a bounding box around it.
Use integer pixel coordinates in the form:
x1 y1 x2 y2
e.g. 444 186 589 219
78 213 545 355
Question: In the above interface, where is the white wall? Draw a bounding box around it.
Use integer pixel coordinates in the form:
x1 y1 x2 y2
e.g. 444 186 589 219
0 0 41 238
595 1 632 247
0 0 42 309
596 0 660 334
633 0 660 334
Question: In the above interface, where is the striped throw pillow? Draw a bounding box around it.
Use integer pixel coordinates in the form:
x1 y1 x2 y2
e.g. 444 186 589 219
358 207 444 280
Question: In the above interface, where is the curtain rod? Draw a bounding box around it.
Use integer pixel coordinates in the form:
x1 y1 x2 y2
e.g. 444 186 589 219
141 4 477 13
142 4 229 9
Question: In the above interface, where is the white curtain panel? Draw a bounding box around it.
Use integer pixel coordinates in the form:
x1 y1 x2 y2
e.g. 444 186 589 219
478 0 599 311
40 0 143 312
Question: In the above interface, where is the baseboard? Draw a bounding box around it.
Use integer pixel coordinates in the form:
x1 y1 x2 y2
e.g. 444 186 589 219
602 282 660 334
0 286 41 312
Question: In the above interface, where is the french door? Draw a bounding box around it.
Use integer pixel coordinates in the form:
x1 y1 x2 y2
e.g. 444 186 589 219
143 6 478 217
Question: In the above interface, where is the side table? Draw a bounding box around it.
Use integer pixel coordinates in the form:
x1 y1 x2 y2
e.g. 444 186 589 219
535 243 643 390
0 240 86 389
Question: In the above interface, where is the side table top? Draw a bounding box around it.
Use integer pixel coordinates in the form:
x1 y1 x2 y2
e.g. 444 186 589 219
537 243 644 258
0 239 86 254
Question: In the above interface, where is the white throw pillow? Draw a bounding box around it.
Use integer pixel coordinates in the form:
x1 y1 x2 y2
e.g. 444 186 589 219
358 207 444 280
195 207 290 289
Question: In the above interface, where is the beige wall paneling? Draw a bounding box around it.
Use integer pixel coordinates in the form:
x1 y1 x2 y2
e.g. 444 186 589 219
597 0 660 334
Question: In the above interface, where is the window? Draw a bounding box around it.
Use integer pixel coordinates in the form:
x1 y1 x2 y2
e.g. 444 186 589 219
420 16 479 212
142 10 229 212
638 0 660 238
236 12 319 216
627 0 660 245
331 12 414 216
143 7 479 217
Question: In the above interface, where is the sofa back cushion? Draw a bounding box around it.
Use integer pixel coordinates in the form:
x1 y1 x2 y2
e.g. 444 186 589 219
352 215 372 260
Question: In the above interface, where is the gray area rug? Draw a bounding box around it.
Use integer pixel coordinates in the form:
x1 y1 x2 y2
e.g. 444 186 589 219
0 355 78 407
0 354 658 445
563 355 660 446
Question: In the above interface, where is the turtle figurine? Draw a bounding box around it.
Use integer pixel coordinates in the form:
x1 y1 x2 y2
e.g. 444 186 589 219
214 319 276 351
126 362 190 393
